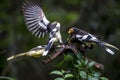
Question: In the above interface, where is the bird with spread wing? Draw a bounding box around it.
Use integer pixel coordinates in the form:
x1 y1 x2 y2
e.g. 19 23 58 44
68 27 119 55
22 0 63 56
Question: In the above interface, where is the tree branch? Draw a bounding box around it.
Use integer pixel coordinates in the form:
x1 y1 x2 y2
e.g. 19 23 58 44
42 44 104 70
7 44 104 70
42 45 78 64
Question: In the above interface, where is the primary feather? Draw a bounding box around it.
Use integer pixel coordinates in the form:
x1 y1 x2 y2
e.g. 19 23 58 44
23 0 50 37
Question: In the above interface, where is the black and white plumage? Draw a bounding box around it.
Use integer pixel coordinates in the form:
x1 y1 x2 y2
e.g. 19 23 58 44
22 0 63 56
68 27 119 55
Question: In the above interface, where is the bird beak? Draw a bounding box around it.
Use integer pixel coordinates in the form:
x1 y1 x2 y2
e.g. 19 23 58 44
68 28 74 34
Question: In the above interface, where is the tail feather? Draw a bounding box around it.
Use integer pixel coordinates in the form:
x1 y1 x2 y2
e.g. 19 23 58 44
42 37 57 56
42 42 53 56
105 47 115 55
30 45 46 51
97 41 118 55
102 42 119 50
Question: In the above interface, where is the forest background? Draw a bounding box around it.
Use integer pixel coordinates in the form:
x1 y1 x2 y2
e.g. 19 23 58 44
0 0 120 80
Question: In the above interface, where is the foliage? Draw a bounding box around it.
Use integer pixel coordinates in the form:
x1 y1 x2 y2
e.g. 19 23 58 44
50 70 74 80
0 76 15 80
50 52 108 80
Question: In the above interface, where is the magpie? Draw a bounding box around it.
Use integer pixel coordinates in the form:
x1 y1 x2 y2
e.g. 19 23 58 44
68 27 119 55
22 0 63 56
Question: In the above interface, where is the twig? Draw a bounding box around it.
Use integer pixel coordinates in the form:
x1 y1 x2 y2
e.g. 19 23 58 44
42 45 78 64
85 58 104 70
43 44 104 70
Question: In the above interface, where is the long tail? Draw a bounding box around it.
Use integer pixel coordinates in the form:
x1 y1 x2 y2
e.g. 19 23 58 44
30 45 46 51
7 46 45 61
42 37 57 56
97 41 119 55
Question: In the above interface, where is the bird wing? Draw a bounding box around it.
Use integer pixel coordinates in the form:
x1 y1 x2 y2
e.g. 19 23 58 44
22 0 50 37
42 37 57 56
75 33 98 43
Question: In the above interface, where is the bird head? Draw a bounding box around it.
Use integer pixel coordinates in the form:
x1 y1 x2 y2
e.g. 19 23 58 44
68 27 79 34
53 21 60 28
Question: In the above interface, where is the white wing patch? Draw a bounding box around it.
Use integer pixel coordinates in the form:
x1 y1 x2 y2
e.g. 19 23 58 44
90 36 97 41
42 51 48 56
52 28 57 32
82 35 88 40
76 35 82 38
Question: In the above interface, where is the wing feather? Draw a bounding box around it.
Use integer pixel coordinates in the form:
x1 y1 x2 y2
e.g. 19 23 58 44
23 0 50 37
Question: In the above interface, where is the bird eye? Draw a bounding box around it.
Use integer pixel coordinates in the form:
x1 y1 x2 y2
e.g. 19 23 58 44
41 20 43 22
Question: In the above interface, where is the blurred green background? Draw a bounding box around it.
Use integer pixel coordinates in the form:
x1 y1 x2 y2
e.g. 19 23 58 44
0 0 120 80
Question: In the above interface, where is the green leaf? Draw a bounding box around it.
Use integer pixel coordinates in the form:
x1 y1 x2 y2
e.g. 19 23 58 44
77 60 82 65
85 60 88 65
50 70 63 76
61 70 65 73
55 78 64 80
88 76 99 80
76 52 82 59
64 54 74 60
99 77 108 80
65 74 74 79
88 77 98 80
79 71 87 79
80 59 85 66
74 64 79 68
93 72 101 78
87 61 95 68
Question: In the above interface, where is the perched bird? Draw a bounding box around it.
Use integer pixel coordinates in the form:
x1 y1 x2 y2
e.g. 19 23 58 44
22 0 63 56
68 27 119 55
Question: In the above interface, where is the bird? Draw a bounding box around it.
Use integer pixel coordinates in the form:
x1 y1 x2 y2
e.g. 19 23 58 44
68 27 119 55
22 0 63 56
